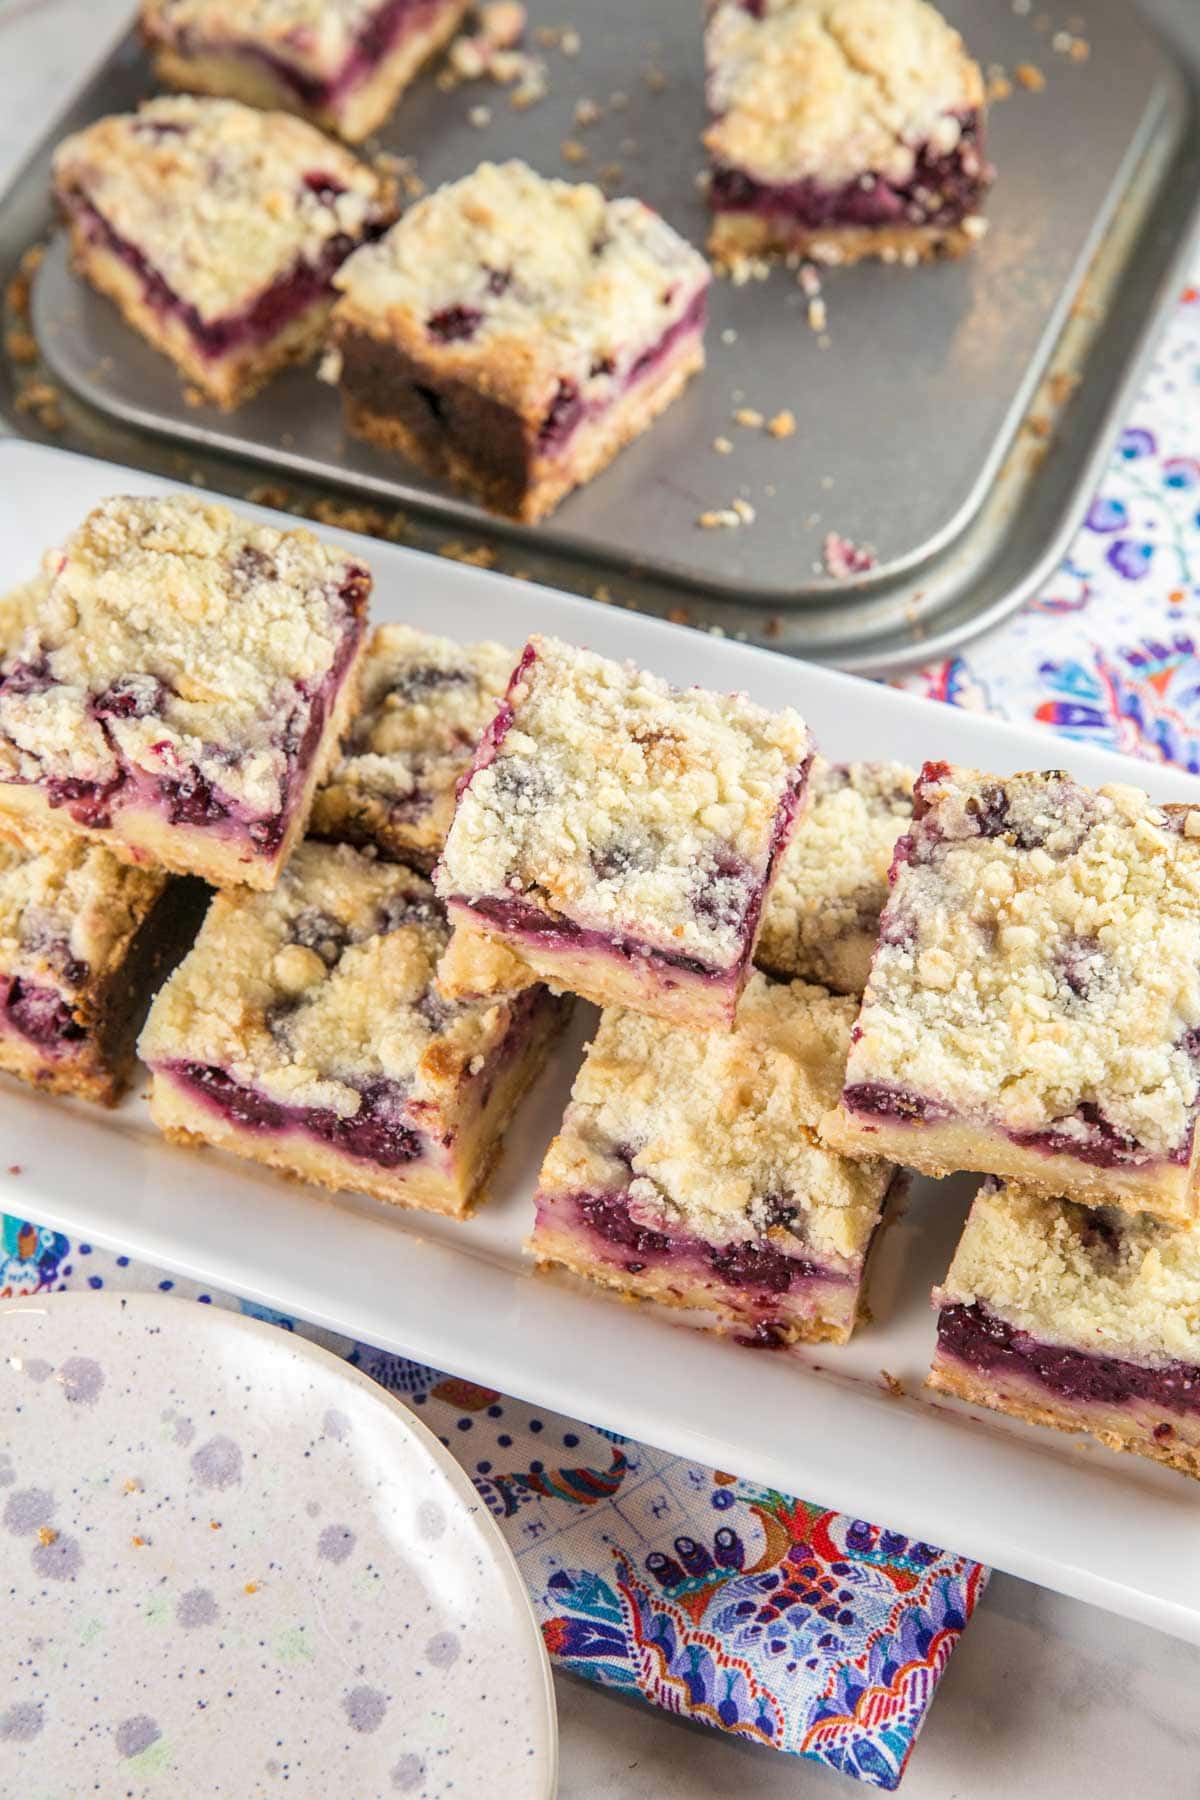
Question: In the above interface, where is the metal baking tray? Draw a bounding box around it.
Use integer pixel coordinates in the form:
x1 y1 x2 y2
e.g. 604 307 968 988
3 0 1200 669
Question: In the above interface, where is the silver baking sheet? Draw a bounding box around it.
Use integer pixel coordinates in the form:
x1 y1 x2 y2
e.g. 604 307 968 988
5 0 1200 666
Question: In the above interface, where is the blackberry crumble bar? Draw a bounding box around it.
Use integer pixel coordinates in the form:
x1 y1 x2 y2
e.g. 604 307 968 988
531 972 898 1346
140 0 470 143
53 96 400 409
434 635 813 1028
310 625 513 867
705 0 991 267
0 494 369 890
826 763 1200 1225
0 836 206 1107
930 1179 1200 1482
140 841 569 1215
328 160 711 522
756 757 914 994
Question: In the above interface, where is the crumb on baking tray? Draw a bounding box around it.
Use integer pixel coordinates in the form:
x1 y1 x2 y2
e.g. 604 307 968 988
822 531 877 578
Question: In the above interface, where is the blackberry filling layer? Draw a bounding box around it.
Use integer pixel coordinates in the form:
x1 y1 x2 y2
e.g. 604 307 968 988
62 194 381 362
709 113 988 229
569 1190 846 1294
0 974 85 1053
937 1301 1200 1417
171 1060 424 1168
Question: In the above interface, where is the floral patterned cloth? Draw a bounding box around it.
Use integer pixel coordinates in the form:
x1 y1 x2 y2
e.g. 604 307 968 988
5 277 1200 1791
0 1218 985 1790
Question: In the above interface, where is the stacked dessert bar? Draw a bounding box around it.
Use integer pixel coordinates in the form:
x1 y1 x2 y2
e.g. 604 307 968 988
0 493 565 1219
823 761 1200 1475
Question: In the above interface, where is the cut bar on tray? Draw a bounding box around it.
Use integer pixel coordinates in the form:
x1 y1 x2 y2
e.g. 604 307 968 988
53 95 400 409
930 1179 1200 1481
139 0 470 143
530 971 899 1347
328 160 711 522
0 494 370 890
310 624 514 867
140 841 570 1215
704 0 991 267
0 835 206 1106
756 756 914 994
825 763 1200 1225
434 634 813 1028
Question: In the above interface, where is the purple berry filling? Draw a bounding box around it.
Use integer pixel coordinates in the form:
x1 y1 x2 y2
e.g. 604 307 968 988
938 1301 1200 1417
171 1061 424 1168
0 974 85 1053
568 1189 842 1294
170 0 454 110
708 112 988 231
842 1082 950 1125
66 195 385 362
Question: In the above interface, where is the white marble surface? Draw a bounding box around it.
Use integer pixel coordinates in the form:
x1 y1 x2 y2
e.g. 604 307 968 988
2 5 1199 1794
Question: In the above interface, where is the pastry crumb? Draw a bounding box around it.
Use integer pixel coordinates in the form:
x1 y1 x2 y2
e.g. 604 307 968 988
731 497 756 524
573 97 602 125
560 138 588 163
38 1526 57 1547
713 435 733 454
468 103 492 127
1015 62 1046 90
880 1370 906 1399
697 507 742 529
734 406 764 428
437 540 497 568
767 409 796 439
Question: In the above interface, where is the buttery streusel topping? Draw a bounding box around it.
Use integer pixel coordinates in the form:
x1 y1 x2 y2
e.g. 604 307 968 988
311 625 514 859
539 972 892 1262
757 756 913 993
844 765 1200 1158
705 0 986 187
0 836 167 995
938 1179 1200 1366
0 494 368 825
0 575 50 652
141 0 400 72
435 634 812 967
140 840 529 1115
333 161 711 416
54 96 397 321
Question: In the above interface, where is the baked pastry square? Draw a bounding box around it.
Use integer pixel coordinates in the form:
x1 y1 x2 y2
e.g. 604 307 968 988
826 763 1200 1225
756 756 914 994
705 0 991 267
0 494 370 891
310 624 514 867
329 160 711 522
140 0 470 143
530 972 898 1347
53 95 400 409
140 841 569 1216
434 635 813 1028
0 822 205 1106
930 1179 1200 1482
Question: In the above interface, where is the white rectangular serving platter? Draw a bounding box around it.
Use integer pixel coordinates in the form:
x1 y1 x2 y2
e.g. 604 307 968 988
3 440 1200 1643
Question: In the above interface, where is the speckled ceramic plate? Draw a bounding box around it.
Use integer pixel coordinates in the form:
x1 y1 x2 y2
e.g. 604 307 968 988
0 1292 557 1799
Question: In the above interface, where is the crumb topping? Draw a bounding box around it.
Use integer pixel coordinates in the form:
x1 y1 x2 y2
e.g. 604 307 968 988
0 837 167 995
705 0 986 186
938 1179 1200 1366
845 765 1200 1157
54 96 397 321
538 971 893 1262
0 575 50 650
757 756 913 993
0 494 368 826
311 625 513 859
140 840 526 1114
333 160 710 417
141 0 403 74
435 634 812 967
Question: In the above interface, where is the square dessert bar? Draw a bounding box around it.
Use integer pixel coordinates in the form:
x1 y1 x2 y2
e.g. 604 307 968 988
531 972 899 1347
930 1179 1200 1482
434 635 813 1028
329 160 711 522
140 0 470 143
704 0 991 267
0 494 370 890
756 756 914 995
140 841 570 1216
310 624 514 867
0 835 206 1106
53 96 400 410
826 763 1200 1225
